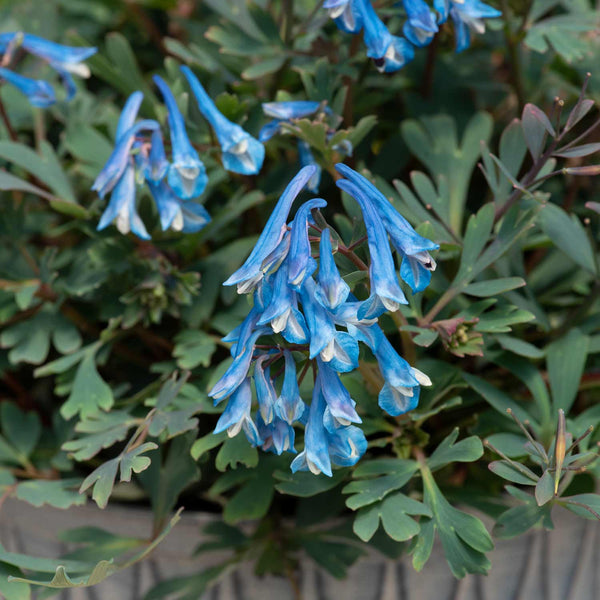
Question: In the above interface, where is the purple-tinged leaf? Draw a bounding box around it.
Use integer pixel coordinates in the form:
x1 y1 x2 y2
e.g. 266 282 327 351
522 103 555 160
585 201 600 214
564 98 594 132
553 142 600 158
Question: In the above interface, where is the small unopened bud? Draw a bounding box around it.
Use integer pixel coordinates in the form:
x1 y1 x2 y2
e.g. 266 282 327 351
565 165 600 176
555 409 567 494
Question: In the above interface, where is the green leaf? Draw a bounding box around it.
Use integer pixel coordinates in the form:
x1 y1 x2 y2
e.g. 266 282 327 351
561 494 600 520
302 539 364 579
521 104 554 159
274 469 347 497
191 431 227 461
353 492 431 542
0 170 54 200
60 350 114 421
463 277 526 297
488 461 538 485
463 373 538 431
427 428 483 471
215 434 259 472
15 479 86 509
495 335 545 359
0 563 30 600
173 330 217 369
535 470 555 506
485 433 528 458
538 203 597 275
223 472 274 524
494 486 553 539
343 459 419 509
456 203 495 282
546 328 589 413
9 561 117 588
1 404 41 459
420 466 493 577
119 442 158 482
241 56 285 80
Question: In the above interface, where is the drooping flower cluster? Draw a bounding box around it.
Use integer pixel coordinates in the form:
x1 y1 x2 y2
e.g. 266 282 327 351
325 0 501 72
0 32 96 107
93 67 265 239
259 101 352 194
209 164 439 475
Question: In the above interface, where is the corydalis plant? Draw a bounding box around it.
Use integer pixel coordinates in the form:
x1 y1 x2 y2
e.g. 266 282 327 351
209 164 438 475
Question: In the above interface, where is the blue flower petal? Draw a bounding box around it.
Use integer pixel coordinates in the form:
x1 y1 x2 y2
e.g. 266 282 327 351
262 101 325 120
0 67 55 107
315 229 350 310
275 351 306 425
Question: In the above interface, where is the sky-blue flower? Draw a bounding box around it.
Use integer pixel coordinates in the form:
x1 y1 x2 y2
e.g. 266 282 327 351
275 351 306 425
0 67 55 107
297 141 322 194
223 165 317 291
315 229 350 310
317 359 361 425
254 355 277 424
153 74 207 199
181 65 265 175
403 0 439 47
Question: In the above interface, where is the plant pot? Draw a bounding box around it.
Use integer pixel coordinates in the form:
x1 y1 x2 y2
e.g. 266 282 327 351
1 498 598 600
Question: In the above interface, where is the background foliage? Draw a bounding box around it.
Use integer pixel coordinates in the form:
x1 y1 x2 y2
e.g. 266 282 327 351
0 0 599 597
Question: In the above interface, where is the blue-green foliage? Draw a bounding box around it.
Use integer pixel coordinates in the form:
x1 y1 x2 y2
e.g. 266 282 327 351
0 0 599 597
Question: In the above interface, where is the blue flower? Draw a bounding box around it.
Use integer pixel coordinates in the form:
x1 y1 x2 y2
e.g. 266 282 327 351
153 75 207 199
403 0 439 47
325 0 364 34
322 409 367 467
315 228 350 310
337 179 407 320
288 198 327 289
97 163 150 240
181 66 265 175
335 163 438 293
0 67 55 107
257 263 309 344
253 355 278 424
274 351 306 425
147 181 211 233
317 359 361 425
223 165 318 291
263 101 326 121
358 324 431 416
144 129 170 184
214 378 263 446
0 33 96 103
257 413 296 455
297 141 322 193
209 328 267 403
291 381 333 476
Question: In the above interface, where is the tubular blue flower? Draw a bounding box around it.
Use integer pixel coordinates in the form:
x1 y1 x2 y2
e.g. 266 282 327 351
317 359 361 425
359 324 431 415
223 165 317 291
257 263 310 344
449 1 502 52
263 101 325 120
315 229 350 310
299 277 337 359
403 0 439 47
214 378 262 446
153 75 207 199
181 66 265 175
0 67 55 107
97 163 150 240
92 113 159 198
275 351 306 425
144 129 170 183
258 119 284 143
337 179 407 319
433 0 450 22
335 163 438 293
147 181 211 233
291 381 333 476
325 0 364 34
253 355 277 424
19 34 96 75
297 141 322 194
287 198 327 289
209 329 267 403
257 413 296 455
322 410 367 467
321 331 360 373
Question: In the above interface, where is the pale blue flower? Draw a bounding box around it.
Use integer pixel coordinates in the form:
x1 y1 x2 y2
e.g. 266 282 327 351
223 165 318 291
335 163 438 293
153 75 207 199
97 163 150 240
291 381 332 476
181 66 265 175
317 359 361 425
144 129 170 183
262 101 325 121
322 409 367 466
315 229 350 310
297 141 322 193
257 413 296 455
0 67 55 107
274 351 306 425
337 179 407 319
147 181 211 233
287 198 327 289
214 378 263 446
325 0 364 34
403 0 439 47
298 277 337 359
254 355 277 424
